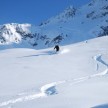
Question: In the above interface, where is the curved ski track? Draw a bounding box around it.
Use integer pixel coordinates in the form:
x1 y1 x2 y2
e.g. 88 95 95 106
0 54 108 107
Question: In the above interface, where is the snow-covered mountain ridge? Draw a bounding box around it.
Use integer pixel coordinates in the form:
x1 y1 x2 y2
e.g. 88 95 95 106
0 0 108 49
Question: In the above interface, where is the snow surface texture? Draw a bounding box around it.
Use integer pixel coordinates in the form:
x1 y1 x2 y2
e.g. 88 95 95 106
0 0 108 49
0 36 108 108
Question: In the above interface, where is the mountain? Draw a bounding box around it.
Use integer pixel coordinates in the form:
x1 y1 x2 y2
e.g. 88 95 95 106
0 36 108 108
0 0 108 49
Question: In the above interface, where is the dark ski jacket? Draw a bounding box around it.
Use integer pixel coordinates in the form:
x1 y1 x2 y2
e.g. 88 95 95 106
54 45 60 52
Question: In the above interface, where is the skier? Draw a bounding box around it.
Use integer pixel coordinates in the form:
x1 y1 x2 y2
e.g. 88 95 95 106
54 45 60 52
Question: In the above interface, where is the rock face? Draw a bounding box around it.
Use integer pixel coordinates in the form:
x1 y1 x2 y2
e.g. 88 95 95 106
0 0 108 49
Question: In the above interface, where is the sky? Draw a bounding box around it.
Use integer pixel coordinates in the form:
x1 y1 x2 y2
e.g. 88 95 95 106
0 0 91 25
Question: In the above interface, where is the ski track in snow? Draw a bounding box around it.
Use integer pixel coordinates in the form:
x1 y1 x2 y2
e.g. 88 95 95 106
0 93 45 107
0 81 65 107
0 54 108 107
93 54 108 71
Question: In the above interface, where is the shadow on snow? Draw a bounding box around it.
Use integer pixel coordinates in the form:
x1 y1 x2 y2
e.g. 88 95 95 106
19 51 57 58
92 104 108 108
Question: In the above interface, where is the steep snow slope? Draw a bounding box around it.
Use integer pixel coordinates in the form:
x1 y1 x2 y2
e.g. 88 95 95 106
0 36 108 108
0 0 108 49
39 0 108 45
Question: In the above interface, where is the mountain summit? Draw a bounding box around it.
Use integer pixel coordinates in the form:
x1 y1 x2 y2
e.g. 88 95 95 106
0 0 108 49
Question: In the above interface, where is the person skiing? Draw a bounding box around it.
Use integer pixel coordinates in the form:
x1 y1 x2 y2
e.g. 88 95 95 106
54 45 60 52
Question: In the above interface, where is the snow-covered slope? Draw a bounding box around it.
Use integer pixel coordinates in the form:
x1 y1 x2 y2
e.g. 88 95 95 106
0 0 108 49
0 36 108 108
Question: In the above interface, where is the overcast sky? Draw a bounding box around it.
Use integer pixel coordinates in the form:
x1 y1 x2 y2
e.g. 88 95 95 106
0 0 91 25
